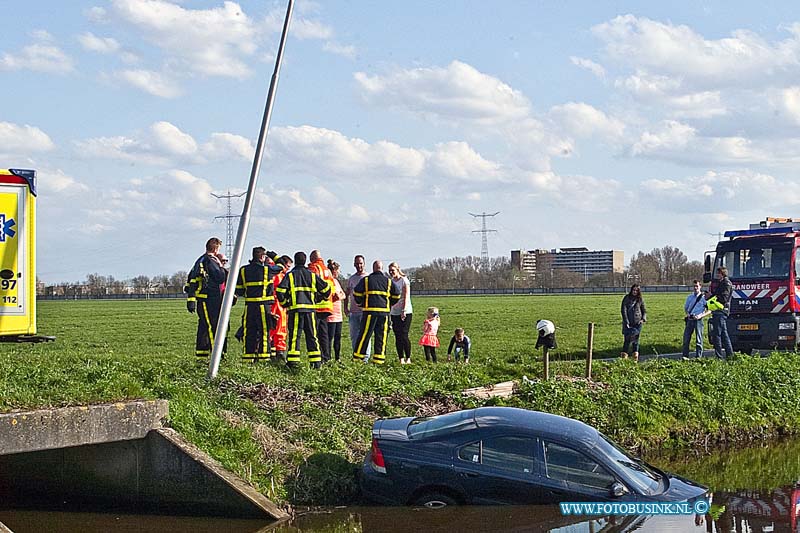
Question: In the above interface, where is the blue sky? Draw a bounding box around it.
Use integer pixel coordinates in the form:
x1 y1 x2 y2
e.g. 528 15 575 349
2 1 800 282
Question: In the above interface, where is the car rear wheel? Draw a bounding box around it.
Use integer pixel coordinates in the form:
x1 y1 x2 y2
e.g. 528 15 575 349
413 491 459 509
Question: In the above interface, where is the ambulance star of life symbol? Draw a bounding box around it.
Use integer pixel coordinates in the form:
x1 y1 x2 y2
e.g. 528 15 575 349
0 214 16 242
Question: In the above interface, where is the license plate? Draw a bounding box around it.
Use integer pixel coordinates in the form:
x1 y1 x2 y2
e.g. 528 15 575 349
738 324 759 331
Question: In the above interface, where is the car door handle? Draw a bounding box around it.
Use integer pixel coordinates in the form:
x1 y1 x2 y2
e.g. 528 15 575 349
549 490 565 497
459 472 479 478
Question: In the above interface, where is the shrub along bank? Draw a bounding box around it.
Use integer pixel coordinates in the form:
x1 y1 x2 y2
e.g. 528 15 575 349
2 300 800 507
3 349 800 507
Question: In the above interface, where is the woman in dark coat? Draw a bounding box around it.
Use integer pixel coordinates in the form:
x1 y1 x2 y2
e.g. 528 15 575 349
620 284 647 361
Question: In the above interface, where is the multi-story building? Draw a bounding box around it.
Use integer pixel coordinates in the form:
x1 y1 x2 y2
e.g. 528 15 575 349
511 248 624 279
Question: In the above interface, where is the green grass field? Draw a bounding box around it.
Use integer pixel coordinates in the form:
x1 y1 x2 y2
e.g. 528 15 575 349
2 294 800 506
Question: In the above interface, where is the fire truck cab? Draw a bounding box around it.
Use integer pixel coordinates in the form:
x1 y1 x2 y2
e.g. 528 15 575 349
704 217 800 353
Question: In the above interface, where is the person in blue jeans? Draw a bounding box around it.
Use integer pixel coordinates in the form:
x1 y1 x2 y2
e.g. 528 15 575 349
682 280 707 358
707 266 734 360
344 255 371 361
620 284 646 361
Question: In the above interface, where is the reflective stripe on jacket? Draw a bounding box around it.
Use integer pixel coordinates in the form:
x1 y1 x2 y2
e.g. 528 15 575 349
353 271 401 313
235 260 275 303
308 258 335 313
275 266 331 312
186 254 226 300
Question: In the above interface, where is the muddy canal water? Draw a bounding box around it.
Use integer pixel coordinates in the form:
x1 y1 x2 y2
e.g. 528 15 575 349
2 438 799 532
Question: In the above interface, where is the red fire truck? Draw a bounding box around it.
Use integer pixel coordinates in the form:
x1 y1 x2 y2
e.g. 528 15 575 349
704 217 800 353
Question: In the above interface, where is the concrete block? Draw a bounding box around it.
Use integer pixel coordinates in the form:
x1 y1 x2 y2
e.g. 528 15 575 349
0 401 168 455
140 429 289 521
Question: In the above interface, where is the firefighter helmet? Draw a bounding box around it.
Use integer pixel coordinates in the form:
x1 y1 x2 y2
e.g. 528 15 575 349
536 319 555 336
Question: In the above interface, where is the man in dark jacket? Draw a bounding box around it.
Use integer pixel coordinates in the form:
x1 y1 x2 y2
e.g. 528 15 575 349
708 266 734 359
275 251 331 369
185 237 228 360
235 247 280 362
353 260 400 364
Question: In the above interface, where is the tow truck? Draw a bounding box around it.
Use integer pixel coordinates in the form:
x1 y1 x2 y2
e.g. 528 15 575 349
704 217 800 353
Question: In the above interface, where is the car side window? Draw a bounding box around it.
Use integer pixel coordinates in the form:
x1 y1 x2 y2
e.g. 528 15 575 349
458 441 481 463
458 437 536 474
544 441 615 490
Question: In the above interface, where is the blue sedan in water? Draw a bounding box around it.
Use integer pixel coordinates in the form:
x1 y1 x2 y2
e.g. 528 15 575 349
360 407 709 508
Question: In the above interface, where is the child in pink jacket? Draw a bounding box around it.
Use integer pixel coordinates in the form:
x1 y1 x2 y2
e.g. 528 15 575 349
419 307 441 362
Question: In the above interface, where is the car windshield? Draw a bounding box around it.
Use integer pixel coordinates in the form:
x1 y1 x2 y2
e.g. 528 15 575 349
715 244 792 279
407 410 475 439
597 434 662 495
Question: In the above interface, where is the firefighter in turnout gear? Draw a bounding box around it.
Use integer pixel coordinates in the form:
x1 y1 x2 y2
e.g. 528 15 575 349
308 249 336 363
234 247 280 362
353 260 401 364
269 253 292 363
275 251 331 369
185 237 228 360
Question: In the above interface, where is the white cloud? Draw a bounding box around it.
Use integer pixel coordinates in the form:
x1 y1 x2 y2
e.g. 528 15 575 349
120 51 140 64
549 102 625 140
629 119 800 166
38 168 90 194
75 122 259 166
0 42 74 74
273 188 324 215
293 18 333 40
202 132 254 161
355 60 531 124
78 32 121 54
354 60 574 174
570 56 606 79
631 120 695 157
268 125 426 180
774 86 800 125
115 69 182 98
322 41 356 59
0 122 55 154
592 15 800 90
30 30 54 42
150 121 197 156
347 204 369 222
641 170 800 212
268 124 534 192
75 121 199 164
85 6 109 23
615 72 727 119
520 171 622 212
426 141 502 181
311 185 337 205
109 0 257 79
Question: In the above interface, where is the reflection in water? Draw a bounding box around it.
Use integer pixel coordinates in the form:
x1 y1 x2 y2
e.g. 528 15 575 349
648 436 800 493
274 506 708 533
0 509 271 533
278 500 800 533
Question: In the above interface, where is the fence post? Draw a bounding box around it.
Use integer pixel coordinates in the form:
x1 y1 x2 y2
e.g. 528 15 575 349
586 322 595 379
543 347 550 381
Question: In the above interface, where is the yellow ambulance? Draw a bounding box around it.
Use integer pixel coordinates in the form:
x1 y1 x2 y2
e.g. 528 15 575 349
0 168 49 341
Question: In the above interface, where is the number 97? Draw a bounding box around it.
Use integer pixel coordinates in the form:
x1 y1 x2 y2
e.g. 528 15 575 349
1 279 17 290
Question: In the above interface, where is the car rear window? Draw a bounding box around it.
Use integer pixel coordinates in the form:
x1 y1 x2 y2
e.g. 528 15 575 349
407 410 476 439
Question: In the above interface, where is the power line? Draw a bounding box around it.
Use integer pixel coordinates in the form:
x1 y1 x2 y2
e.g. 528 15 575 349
212 190 245 258
469 211 499 267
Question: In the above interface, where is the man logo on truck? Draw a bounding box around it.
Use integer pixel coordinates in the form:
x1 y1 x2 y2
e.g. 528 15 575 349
0 214 16 242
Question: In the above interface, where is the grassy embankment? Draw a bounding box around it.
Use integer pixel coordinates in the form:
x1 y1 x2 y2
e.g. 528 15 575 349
2 294 800 506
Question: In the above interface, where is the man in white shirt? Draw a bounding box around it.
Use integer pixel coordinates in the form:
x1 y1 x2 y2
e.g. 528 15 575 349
682 280 707 359
344 255 371 361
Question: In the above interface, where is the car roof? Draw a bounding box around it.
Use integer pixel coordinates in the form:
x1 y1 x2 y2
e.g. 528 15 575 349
473 407 599 445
